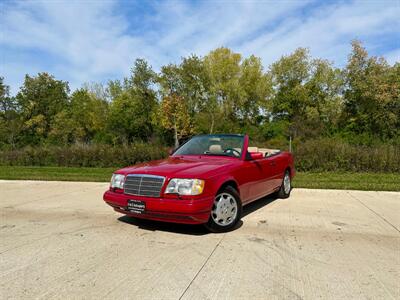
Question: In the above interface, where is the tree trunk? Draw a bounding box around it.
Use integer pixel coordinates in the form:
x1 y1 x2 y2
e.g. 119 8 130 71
173 122 179 148
209 113 214 134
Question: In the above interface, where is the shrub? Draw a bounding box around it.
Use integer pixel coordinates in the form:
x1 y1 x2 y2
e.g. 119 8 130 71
0 139 398 173
0 143 168 168
294 138 400 172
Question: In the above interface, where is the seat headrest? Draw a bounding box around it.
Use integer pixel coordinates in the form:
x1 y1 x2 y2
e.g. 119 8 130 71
248 146 258 152
209 144 222 153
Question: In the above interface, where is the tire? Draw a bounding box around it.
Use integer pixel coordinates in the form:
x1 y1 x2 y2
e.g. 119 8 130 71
205 186 242 233
277 170 292 199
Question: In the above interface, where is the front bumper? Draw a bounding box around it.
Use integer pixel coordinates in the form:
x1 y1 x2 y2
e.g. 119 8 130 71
103 190 214 224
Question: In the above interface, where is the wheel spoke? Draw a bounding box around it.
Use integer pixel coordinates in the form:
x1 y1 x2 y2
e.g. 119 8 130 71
283 173 291 194
211 192 238 226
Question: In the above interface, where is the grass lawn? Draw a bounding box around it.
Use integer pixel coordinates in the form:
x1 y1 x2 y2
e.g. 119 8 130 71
293 172 399 192
0 166 115 182
0 166 399 191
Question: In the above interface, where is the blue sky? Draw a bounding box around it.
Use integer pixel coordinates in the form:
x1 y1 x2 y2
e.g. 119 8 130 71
1 0 399 94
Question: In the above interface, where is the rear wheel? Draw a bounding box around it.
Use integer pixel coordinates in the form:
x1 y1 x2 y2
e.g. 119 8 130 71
205 186 242 233
277 170 291 199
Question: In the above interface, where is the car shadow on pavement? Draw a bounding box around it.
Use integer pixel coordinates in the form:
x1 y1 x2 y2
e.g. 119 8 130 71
241 194 279 218
117 215 210 235
117 194 278 235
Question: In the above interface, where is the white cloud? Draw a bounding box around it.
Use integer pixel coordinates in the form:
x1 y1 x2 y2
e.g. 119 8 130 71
238 0 400 67
1 0 399 94
1 0 146 92
385 49 400 65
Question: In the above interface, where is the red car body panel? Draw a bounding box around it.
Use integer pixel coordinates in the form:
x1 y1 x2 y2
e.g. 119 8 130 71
103 135 295 224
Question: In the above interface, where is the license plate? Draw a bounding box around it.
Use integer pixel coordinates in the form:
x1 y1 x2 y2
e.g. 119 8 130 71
127 199 146 214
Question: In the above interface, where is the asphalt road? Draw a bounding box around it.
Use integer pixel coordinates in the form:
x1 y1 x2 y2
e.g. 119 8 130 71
1 180 399 299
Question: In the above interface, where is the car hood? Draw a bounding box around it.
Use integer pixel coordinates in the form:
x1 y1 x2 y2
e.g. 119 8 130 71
116 156 238 178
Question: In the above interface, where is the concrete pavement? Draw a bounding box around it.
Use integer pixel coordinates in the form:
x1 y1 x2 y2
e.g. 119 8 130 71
1 180 399 299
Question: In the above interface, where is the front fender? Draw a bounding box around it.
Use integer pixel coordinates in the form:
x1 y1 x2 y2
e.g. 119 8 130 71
206 174 240 197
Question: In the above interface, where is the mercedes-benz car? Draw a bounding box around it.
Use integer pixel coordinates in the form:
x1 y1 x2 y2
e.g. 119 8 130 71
103 134 295 232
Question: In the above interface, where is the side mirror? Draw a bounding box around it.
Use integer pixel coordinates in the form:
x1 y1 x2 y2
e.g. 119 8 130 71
168 148 175 156
250 152 263 160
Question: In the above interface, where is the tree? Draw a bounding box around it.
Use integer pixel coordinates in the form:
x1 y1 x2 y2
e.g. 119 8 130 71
0 77 21 148
48 110 75 144
82 82 110 102
158 64 183 95
238 55 272 125
16 73 69 144
107 80 124 100
305 59 343 134
158 64 192 146
269 48 344 139
270 48 311 122
158 57 215 135
342 41 399 140
108 59 159 143
0 76 12 112
204 47 242 119
129 59 158 140
51 88 108 144
159 94 192 147
1 42 397 150
179 55 211 116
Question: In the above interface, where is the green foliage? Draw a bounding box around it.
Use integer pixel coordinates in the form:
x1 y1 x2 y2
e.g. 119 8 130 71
16 73 70 145
1 41 399 173
239 55 272 124
0 143 167 168
342 41 399 140
270 49 343 138
180 55 211 115
46 88 109 144
158 63 198 146
108 59 158 143
0 139 398 174
0 77 21 148
108 91 148 143
270 48 311 121
159 94 192 147
204 47 242 119
294 137 400 172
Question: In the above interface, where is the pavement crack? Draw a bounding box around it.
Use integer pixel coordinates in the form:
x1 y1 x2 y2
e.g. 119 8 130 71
347 192 400 234
178 234 225 300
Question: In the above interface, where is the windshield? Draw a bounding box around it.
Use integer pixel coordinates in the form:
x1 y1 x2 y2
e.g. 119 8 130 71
173 135 244 158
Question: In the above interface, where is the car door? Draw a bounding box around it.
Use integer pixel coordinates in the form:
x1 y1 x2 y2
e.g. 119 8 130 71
256 156 278 196
238 157 276 203
234 159 265 203
267 154 286 189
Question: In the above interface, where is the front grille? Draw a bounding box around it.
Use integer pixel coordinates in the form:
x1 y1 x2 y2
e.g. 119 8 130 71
124 174 165 197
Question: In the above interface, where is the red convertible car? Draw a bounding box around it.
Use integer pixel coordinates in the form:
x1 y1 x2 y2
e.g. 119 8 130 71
103 134 295 232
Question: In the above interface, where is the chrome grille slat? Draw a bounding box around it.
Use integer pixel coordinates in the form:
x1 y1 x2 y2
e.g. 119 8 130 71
124 174 165 197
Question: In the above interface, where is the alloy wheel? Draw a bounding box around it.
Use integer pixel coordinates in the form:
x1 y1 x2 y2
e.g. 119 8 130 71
283 172 291 194
211 192 238 226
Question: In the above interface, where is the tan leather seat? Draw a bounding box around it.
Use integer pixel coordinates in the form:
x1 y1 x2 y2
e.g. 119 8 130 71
209 144 223 153
258 148 269 157
260 148 281 157
248 146 258 153
248 146 281 157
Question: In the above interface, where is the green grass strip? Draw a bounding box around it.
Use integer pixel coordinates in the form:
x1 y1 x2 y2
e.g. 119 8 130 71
0 166 399 191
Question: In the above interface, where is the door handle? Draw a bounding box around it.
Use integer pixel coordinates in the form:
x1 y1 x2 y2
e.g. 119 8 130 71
269 161 276 166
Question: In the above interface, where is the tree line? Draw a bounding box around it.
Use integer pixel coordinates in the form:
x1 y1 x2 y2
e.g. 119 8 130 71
1 41 399 150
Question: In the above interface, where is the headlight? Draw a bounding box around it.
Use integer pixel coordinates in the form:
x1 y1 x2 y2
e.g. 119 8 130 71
165 178 205 195
111 174 125 189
